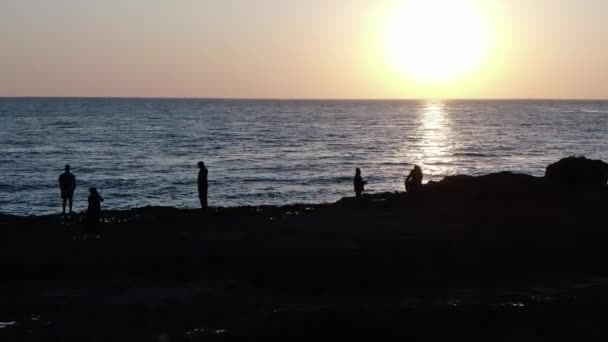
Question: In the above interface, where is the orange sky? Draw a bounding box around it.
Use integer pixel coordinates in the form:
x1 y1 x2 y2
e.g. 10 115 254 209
1 0 607 99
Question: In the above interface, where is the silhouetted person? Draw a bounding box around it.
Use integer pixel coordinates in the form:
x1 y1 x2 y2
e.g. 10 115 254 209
87 187 104 228
58 164 76 214
353 168 367 198
198 161 208 209
405 165 423 193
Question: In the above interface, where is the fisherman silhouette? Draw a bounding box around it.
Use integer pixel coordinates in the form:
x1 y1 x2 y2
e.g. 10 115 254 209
405 165 423 193
87 187 104 228
353 168 368 198
58 164 76 214
198 161 209 209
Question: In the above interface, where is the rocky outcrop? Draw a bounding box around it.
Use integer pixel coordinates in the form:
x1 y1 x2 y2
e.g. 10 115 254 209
545 156 608 187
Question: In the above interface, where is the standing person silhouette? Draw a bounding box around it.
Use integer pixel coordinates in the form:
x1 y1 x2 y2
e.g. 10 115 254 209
58 164 76 214
198 161 209 209
353 168 367 198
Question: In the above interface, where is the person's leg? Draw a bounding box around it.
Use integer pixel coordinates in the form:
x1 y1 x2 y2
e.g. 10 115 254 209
62 197 67 214
203 188 208 209
68 196 73 213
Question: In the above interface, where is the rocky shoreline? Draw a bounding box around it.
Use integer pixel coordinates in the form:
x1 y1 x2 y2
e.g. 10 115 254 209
1 158 608 341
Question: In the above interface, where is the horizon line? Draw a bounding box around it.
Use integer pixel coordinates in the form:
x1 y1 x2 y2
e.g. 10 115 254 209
1 96 608 101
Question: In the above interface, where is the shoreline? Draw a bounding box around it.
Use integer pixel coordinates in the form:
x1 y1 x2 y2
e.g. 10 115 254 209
0 172 542 219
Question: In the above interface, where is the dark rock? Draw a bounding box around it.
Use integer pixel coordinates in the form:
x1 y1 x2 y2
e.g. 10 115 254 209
545 156 608 187
428 172 542 198
437 172 538 188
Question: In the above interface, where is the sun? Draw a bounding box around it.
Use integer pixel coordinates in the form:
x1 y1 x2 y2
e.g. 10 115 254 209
384 0 489 83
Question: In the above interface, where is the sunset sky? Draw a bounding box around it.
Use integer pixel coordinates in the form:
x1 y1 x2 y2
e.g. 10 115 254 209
1 0 607 99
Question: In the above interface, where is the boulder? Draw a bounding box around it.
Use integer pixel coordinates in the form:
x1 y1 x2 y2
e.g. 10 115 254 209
545 156 608 187
426 172 543 201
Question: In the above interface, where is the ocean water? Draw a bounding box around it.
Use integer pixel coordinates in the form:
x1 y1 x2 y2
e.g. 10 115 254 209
1 98 607 215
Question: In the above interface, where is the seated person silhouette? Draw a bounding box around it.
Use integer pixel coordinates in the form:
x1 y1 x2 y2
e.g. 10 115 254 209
353 168 368 198
405 165 423 193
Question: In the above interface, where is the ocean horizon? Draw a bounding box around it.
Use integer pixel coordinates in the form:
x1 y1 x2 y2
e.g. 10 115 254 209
2 98 607 215
2 97 607 101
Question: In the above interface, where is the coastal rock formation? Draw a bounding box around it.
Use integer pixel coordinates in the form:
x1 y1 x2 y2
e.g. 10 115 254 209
431 172 539 191
423 172 546 204
3 158 608 340
545 156 608 187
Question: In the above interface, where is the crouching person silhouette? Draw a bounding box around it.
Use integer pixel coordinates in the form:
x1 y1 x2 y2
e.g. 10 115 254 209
87 187 104 234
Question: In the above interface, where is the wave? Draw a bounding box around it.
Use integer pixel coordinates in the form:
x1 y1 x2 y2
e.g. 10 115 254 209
0 183 51 192
50 120 80 128
579 109 608 114
452 152 496 158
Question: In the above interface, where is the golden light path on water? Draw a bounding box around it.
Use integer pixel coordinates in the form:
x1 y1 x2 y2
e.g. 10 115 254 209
409 102 455 182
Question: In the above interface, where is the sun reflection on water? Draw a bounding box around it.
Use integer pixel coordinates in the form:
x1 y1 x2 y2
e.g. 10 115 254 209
410 101 454 181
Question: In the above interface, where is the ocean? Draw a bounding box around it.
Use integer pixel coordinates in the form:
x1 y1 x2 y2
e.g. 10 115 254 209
1 98 607 215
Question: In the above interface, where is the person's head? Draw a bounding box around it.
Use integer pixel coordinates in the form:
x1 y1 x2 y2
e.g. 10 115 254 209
198 161 205 169
414 165 421 171
89 187 97 194
65 164 71 172
356 168 361 175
